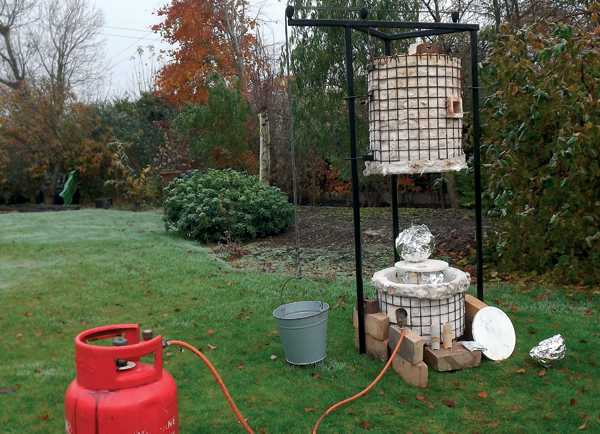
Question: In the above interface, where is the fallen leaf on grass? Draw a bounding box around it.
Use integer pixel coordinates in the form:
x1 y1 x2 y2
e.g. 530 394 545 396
379 391 389 397
259 429 266 434
360 421 370 429
444 400 456 407
398 397 406 403
497 389 506 394
237 364 244 370
539 370 547 378
349 366 356 371
516 369 527 373
304 408 315 412
270 355 277 360
207 344 216 350
36 415 49 421
570 398 577 406
24 312 33 317
477 392 488 399
579 422 587 430
227 281 232 287
206 329 215 335
424 401 435 409
313 374 322 380
416 395 427 401
488 422 499 428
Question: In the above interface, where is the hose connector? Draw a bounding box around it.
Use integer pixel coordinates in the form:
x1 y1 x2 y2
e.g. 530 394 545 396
162 338 170 348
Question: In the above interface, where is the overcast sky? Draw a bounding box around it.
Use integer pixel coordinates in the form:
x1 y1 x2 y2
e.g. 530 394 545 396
97 0 287 98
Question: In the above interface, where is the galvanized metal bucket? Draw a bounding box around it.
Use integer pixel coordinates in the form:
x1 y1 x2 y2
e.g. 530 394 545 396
273 277 329 365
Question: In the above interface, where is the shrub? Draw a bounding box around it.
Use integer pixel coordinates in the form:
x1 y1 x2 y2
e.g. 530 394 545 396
482 23 600 284
162 169 294 243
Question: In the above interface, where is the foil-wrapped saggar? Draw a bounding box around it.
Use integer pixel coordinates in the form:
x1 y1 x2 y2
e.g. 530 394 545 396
396 225 436 262
529 334 567 368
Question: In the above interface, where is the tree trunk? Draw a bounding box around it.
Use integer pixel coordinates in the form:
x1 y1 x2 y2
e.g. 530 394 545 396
46 163 61 204
492 0 502 31
445 172 461 209
258 111 270 184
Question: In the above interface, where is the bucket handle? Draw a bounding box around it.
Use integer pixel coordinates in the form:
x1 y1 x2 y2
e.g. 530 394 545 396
279 276 325 312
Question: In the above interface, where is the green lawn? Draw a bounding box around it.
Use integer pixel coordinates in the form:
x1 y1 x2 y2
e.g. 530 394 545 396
0 210 598 433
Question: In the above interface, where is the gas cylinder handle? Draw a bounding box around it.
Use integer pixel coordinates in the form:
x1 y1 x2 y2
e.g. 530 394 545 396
80 324 140 346
74 324 163 390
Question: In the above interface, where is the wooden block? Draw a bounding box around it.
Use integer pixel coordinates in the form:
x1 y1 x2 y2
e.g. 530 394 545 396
392 354 428 388
353 309 390 341
389 325 424 365
354 329 390 362
423 341 481 372
356 298 379 314
464 294 488 340
465 294 487 323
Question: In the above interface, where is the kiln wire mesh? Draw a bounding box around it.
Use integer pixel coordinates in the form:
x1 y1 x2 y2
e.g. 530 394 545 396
378 292 465 344
367 54 463 164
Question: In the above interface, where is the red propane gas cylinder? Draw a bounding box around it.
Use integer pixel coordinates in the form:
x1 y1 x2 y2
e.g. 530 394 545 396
65 324 178 434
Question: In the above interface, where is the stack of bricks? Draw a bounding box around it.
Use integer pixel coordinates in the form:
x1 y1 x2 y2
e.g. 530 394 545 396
353 299 391 362
353 299 428 388
352 294 489 388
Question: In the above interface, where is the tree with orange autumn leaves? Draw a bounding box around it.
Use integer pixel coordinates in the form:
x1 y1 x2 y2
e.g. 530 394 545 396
0 80 112 203
152 0 259 106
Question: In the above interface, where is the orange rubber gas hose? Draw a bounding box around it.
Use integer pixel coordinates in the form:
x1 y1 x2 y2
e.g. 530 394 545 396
312 327 406 434
168 340 254 434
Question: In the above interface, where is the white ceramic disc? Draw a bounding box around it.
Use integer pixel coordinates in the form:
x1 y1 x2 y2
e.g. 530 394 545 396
472 306 516 361
394 259 449 273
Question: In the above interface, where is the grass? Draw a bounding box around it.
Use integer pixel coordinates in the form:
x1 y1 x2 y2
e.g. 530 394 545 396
0 209 599 433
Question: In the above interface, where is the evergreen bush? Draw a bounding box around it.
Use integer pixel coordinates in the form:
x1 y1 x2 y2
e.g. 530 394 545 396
162 169 294 243
483 23 600 284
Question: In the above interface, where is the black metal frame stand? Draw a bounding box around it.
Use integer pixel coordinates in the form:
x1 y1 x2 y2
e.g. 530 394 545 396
286 7 483 355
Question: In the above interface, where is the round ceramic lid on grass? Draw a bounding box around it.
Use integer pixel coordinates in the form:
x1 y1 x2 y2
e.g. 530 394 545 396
472 306 516 361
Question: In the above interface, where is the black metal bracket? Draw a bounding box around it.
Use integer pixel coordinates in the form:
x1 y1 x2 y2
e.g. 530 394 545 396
343 95 367 100
345 154 374 161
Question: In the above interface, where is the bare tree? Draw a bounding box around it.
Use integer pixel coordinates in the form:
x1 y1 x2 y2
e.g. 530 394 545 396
32 0 107 94
0 0 35 88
